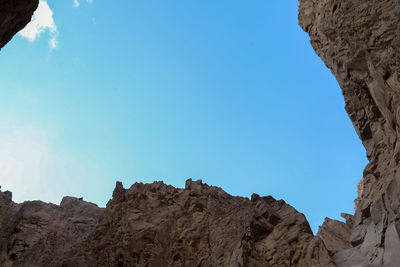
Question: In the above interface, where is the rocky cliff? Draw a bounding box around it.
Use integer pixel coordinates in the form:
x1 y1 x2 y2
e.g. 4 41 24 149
299 0 400 265
0 180 335 266
1 0 400 266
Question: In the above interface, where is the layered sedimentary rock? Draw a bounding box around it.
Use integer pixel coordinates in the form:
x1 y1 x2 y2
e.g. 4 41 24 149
0 181 335 266
0 0 38 49
299 0 400 265
317 214 353 253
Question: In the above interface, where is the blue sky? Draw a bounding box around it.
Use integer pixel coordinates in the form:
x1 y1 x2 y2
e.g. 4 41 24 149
0 0 367 232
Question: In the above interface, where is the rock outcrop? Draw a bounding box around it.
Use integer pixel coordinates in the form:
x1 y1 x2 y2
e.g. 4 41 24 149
299 0 400 265
0 187 104 267
0 0 38 49
0 181 335 266
317 214 353 253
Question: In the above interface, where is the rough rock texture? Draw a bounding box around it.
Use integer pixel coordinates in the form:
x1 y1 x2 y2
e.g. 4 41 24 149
317 214 353 253
299 0 400 265
0 187 104 267
0 181 335 266
0 0 38 49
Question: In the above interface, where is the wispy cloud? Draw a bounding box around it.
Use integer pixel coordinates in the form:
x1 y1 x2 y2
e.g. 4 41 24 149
19 0 58 49
73 0 93 8
73 0 80 8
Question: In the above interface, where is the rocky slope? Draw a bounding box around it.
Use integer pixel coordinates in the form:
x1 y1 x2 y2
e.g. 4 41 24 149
0 0 38 49
299 0 400 265
2 0 400 266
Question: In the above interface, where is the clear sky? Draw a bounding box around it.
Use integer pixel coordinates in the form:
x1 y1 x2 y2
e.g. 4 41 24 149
0 0 367 232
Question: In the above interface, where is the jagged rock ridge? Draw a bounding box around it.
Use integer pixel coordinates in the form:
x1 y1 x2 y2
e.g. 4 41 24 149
0 180 335 266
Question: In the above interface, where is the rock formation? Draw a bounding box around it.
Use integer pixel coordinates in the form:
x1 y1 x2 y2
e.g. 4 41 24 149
299 0 400 265
0 188 103 267
0 0 38 49
1 0 400 265
0 181 335 266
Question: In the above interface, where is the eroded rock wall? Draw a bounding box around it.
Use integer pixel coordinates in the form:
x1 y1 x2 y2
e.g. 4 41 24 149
299 0 400 265
0 0 38 49
0 181 335 266
0 189 104 267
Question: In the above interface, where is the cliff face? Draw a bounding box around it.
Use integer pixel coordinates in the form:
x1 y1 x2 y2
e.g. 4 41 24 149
0 180 335 266
299 0 400 265
0 0 38 49
1 0 400 266
0 190 103 267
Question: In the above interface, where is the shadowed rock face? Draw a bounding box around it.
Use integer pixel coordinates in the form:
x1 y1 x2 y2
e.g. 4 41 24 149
0 188 104 267
0 0 38 49
299 0 400 265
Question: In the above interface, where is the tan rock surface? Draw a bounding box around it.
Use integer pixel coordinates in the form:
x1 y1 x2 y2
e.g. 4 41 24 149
299 0 400 265
0 181 334 266
317 214 353 252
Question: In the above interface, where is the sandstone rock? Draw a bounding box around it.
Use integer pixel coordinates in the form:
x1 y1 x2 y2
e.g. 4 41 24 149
0 181 334 266
299 0 400 265
0 189 103 267
317 215 352 252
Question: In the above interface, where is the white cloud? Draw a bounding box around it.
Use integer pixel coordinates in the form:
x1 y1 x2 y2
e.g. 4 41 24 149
49 35 58 49
73 0 80 8
74 0 93 7
19 0 58 49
